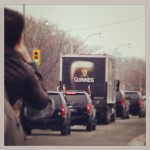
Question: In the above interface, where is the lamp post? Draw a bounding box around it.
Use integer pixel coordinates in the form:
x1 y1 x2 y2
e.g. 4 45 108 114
108 43 130 56
81 32 102 45
108 43 130 90
71 32 101 54
23 4 25 18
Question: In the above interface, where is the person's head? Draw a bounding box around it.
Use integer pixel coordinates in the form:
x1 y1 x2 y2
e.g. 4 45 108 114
5 8 25 48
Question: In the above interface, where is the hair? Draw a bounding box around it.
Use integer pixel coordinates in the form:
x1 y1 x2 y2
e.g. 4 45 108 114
5 8 25 48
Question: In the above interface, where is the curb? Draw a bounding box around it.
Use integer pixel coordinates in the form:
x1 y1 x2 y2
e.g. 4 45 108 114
127 134 146 146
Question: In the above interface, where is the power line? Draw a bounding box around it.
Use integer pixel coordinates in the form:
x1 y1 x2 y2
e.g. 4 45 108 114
70 15 145 32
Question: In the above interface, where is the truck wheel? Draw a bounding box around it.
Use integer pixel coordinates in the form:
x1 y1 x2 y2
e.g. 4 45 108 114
111 111 116 122
126 111 130 119
104 108 111 124
68 127 71 135
121 111 126 119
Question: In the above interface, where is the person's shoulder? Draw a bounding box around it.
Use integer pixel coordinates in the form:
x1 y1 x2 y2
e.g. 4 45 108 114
23 62 36 71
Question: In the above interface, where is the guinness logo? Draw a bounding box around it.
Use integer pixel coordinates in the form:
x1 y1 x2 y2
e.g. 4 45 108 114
82 70 88 77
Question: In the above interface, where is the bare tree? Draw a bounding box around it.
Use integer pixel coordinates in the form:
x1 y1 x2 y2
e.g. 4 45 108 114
24 17 88 90
116 57 146 94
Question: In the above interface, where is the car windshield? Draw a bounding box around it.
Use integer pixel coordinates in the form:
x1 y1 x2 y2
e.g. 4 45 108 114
65 94 87 104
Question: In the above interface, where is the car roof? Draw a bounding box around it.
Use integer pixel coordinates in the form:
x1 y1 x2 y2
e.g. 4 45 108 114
47 91 63 94
125 91 141 93
64 90 87 94
124 91 142 98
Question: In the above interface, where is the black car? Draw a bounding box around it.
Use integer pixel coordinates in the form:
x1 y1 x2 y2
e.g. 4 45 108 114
64 90 96 131
116 90 130 119
20 91 71 135
125 91 145 117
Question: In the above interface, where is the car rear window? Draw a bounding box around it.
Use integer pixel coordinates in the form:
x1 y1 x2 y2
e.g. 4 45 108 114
48 93 62 106
125 92 139 100
65 94 87 104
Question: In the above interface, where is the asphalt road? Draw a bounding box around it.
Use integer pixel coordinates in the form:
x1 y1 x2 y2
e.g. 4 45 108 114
25 116 146 146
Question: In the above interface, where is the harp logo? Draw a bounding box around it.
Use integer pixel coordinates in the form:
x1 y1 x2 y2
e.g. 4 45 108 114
82 70 88 77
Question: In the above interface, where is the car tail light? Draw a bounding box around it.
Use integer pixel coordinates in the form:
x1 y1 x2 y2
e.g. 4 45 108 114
138 99 142 107
120 99 124 107
86 104 91 114
61 104 66 117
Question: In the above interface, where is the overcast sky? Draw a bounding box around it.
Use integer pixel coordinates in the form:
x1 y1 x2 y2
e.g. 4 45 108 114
5 4 145 59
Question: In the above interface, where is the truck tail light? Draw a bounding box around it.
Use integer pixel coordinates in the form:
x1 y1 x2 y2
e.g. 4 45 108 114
86 104 91 114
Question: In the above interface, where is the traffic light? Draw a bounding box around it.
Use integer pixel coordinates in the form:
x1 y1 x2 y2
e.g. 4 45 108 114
32 49 41 65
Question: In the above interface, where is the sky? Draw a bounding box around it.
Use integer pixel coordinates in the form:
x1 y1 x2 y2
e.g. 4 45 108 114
5 4 145 59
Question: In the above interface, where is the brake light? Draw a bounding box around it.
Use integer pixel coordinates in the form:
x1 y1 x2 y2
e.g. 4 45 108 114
61 104 65 117
138 99 142 107
120 99 124 107
65 92 76 95
86 104 91 114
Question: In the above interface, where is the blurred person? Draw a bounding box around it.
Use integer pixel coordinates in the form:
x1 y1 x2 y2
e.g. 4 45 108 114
4 8 55 145
5 89 26 145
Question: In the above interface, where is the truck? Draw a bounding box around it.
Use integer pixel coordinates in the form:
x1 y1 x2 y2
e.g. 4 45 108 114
59 54 120 124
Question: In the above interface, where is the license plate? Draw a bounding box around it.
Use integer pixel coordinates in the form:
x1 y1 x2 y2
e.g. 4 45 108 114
70 108 76 112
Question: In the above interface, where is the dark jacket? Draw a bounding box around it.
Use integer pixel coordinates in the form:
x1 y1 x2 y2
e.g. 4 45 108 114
5 46 55 145
5 46 49 109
